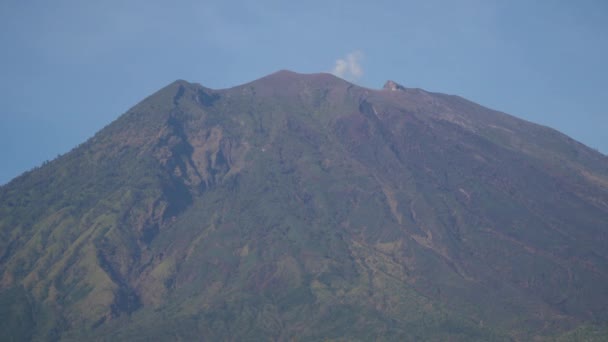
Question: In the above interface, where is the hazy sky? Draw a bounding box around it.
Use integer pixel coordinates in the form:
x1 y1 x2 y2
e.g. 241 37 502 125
1 0 607 184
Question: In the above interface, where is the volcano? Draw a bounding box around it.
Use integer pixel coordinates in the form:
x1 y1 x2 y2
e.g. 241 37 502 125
1 70 607 341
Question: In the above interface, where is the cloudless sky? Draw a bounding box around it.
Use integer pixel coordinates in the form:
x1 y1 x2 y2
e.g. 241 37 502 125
1 0 607 184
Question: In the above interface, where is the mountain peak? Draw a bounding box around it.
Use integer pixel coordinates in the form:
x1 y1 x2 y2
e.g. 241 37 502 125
273 69 299 76
262 69 300 80
242 70 351 92
263 69 342 82
383 80 406 91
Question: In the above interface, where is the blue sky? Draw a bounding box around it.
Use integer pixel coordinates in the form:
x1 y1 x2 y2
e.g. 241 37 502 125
1 0 606 184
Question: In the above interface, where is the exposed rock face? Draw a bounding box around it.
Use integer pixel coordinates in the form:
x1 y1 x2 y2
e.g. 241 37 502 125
383 80 406 91
1 71 607 341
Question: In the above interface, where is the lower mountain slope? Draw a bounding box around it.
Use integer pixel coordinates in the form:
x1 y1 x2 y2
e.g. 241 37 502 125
1 71 607 341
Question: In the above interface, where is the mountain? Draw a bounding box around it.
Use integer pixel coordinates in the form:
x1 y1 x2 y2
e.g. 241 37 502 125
1 70 608 341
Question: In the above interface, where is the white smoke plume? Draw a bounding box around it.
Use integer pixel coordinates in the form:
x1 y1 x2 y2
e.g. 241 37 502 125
331 51 364 80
